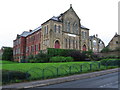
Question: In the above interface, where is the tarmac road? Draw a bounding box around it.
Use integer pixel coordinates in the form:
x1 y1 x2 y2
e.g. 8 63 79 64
37 72 119 88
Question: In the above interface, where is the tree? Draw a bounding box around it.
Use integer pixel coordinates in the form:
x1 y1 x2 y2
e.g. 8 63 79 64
2 47 13 61
101 47 111 53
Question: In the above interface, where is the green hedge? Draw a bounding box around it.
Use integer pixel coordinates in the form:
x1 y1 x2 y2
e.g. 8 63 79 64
50 56 74 62
100 59 120 66
2 70 31 83
47 48 77 56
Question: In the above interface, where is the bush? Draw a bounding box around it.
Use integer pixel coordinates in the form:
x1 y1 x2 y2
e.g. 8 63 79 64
100 59 120 66
27 51 50 63
63 50 87 61
82 50 101 61
2 70 30 83
50 56 74 62
101 47 111 53
34 52 49 63
65 57 74 62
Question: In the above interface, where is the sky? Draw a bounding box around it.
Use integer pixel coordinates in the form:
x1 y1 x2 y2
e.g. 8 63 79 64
0 0 119 48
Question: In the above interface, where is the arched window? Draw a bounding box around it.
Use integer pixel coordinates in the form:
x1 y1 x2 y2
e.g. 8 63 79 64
82 31 84 39
76 41 77 49
65 38 67 48
85 32 87 38
75 23 78 34
46 25 48 34
58 25 61 33
73 40 75 49
67 21 70 32
69 39 71 49
54 25 57 33
93 40 97 46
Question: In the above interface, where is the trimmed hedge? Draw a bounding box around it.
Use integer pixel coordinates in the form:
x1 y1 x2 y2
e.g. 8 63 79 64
100 59 120 66
47 48 77 56
2 70 31 83
50 56 74 62
47 48 89 61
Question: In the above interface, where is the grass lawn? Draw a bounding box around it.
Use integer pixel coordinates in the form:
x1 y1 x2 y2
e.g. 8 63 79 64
0 60 17 64
2 61 118 85
2 61 91 71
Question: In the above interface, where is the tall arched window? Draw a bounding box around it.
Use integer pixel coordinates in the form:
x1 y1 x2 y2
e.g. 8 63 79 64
75 23 78 34
73 39 75 49
93 40 97 46
82 31 84 39
54 24 57 33
58 25 61 33
76 41 77 49
67 21 70 32
69 39 71 49
65 38 67 48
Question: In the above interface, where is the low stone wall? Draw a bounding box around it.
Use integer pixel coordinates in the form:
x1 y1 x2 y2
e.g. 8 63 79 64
98 51 120 57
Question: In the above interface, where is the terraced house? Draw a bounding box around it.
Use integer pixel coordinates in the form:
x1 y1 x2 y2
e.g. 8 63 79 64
13 5 104 62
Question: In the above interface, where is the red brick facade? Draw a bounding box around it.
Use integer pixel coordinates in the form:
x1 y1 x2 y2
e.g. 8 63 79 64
13 27 41 62
26 30 41 57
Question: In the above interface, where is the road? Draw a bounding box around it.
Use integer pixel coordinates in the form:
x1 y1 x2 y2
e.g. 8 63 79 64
36 72 119 88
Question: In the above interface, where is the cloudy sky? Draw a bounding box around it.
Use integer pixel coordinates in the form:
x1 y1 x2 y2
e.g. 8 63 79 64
0 0 119 48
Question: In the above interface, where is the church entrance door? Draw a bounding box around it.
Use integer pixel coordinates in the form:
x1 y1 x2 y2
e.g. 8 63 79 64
54 40 60 49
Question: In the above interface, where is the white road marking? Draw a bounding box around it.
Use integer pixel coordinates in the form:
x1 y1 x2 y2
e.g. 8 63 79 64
99 81 118 88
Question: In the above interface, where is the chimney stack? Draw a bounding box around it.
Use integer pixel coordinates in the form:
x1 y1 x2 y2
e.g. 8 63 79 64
29 29 32 32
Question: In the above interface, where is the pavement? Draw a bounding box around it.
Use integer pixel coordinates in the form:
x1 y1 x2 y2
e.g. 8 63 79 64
1 68 119 89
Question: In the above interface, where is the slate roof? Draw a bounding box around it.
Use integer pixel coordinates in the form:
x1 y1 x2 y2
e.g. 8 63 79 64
20 26 42 37
18 6 89 38
50 16 60 21
81 25 89 30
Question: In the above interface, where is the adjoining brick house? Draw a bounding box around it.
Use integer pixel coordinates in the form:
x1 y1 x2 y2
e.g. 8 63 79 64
107 33 120 51
13 5 104 62
13 27 41 62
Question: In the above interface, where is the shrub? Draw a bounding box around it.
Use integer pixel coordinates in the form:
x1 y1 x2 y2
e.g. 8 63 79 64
63 50 87 61
2 70 30 83
27 52 50 63
28 59 37 63
50 56 73 62
65 57 74 62
27 54 34 60
34 52 49 63
101 47 111 53
100 59 120 66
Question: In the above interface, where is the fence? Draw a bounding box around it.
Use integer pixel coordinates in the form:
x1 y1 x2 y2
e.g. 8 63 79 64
2 61 118 84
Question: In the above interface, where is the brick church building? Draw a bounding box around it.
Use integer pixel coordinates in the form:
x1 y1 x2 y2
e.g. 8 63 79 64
13 5 104 62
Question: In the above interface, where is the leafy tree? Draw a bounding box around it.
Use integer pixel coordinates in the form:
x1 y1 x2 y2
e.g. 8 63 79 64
2 47 13 61
101 47 111 53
